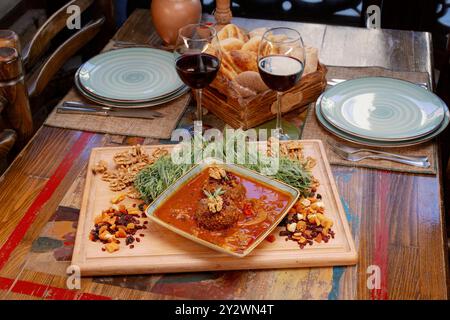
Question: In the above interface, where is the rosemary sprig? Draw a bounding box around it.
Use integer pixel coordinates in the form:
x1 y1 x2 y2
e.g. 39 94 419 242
134 137 315 204
203 187 225 199
134 155 193 203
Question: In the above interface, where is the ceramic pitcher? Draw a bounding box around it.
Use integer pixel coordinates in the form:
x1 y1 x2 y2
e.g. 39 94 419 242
151 0 202 46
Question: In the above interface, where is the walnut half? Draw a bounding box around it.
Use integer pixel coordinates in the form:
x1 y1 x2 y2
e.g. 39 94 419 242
92 160 108 175
209 166 227 180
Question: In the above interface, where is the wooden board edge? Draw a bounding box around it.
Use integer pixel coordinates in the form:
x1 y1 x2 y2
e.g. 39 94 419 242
313 139 358 260
71 147 100 269
78 250 358 276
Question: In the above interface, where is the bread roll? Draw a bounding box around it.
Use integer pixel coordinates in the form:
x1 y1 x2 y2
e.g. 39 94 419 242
217 24 247 42
241 36 261 53
213 51 237 82
304 47 318 75
230 81 257 98
220 37 244 51
229 50 258 73
235 71 268 93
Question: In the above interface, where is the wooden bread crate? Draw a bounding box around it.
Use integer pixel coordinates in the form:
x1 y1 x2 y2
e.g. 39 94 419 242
202 63 327 129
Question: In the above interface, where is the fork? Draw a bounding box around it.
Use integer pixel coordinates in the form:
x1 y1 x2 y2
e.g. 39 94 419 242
327 78 428 89
330 141 429 162
329 144 431 168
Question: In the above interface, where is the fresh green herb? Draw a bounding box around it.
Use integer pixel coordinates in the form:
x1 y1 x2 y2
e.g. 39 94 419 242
134 138 315 204
203 187 226 199
134 155 193 203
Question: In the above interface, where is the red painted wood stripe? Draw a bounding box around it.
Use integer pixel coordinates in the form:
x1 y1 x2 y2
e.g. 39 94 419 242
0 132 94 271
371 171 390 300
0 276 111 300
0 131 112 300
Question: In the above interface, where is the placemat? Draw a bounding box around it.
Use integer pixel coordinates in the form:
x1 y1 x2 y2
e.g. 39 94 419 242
44 40 190 140
301 66 437 175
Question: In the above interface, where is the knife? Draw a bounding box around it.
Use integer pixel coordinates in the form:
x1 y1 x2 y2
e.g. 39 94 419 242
57 101 164 119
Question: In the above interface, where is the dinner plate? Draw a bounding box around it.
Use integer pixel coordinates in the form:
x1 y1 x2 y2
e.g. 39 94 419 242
315 94 450 147
75 74 189 108
320 77 446 141
77 48 184 102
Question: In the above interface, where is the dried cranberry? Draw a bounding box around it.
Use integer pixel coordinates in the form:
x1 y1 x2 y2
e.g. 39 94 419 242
126 235 135 245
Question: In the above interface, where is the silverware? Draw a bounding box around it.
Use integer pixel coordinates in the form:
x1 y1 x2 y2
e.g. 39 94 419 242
330 141 429 162
327 78 428 89
57 101 163 119
112 40 156 49
329 143 431 168
63 101 163 117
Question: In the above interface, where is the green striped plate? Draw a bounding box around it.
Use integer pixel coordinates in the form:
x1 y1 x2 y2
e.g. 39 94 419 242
315 93 449 147
75 73 189 108
77 48 184 102
320 77 446 141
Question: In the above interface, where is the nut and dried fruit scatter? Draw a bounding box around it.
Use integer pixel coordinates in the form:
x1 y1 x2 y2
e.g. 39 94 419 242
280 194 334 248
89 194 149 253
92 145 168 194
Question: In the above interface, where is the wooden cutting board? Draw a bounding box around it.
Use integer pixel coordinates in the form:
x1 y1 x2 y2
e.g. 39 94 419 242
72 140 357 276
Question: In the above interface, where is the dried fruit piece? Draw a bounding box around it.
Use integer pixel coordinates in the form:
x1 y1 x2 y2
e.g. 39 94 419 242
99 231 114 242
115 229 127 238
111 194 125 204
280 194 334 249
287 222 297 233
105 242 119 253
127 207 141 216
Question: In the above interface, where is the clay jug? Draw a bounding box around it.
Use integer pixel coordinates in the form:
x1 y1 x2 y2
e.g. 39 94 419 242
151 0 202 46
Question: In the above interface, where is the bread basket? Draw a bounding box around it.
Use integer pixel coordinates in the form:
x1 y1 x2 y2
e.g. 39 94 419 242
201 24 328 129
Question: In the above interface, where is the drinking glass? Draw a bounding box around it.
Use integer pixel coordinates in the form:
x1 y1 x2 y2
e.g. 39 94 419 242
258 27 305 140
174 23 222 129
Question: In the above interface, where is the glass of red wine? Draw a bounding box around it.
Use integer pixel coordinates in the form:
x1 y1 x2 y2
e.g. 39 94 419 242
258 27 305 140
174 23 221 130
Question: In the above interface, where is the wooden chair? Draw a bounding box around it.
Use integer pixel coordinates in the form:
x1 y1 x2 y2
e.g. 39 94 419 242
0 0 115 171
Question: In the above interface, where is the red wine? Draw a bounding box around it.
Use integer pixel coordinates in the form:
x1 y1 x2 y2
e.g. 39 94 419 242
258 55 304 92
175 53 220 89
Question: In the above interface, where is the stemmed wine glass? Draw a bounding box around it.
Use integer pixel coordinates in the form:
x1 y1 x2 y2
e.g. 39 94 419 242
258 27 305 140
174 23 221 131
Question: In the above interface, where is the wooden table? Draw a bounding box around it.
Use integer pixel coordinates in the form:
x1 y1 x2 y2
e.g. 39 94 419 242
0 9 448 300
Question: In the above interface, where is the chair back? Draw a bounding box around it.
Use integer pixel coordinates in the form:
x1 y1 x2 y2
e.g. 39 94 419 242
0 0 115 169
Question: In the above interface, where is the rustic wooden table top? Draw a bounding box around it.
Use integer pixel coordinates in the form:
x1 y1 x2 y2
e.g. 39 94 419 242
0 9 448 300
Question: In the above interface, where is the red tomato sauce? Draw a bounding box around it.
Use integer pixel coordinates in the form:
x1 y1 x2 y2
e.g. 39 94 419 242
154 168 293 253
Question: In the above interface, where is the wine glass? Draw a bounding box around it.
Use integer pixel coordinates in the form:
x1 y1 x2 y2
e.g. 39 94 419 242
258 27 305 140
174 23 221 131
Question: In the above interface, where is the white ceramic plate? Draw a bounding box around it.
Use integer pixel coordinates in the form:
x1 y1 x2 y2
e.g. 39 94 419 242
315 93 450 147
75 73 189 108
77 48 184 102
320 77 446 141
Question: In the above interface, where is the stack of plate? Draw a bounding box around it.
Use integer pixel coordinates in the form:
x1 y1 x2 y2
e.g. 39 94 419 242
315 77 449 147
75 47 188 108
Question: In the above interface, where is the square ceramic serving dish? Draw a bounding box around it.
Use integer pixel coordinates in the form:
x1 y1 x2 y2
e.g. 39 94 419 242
146 158 300 258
